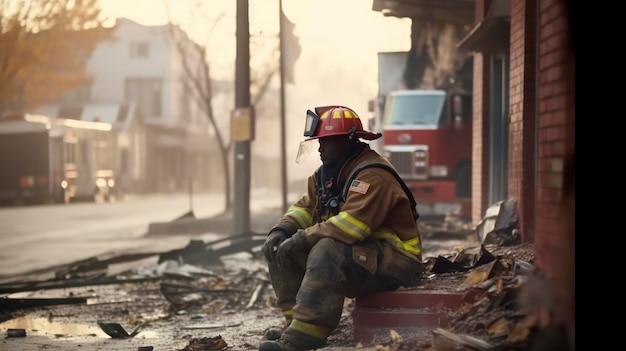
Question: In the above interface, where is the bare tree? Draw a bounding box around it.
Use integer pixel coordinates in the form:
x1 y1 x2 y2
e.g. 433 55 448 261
164 1 283 213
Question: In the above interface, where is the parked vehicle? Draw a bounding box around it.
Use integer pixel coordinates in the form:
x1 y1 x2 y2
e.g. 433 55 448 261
0 114 117 205
369 52 472 219
381 89 472 219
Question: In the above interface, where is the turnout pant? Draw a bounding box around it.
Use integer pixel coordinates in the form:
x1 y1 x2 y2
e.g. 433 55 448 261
267 237 402 348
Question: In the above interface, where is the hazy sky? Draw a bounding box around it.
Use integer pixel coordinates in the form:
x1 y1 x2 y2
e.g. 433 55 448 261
97 0 411 178
97 0 410 104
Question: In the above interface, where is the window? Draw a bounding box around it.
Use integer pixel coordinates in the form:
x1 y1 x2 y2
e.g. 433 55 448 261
125 78 163 118
384 93 446 126
130 42 150 58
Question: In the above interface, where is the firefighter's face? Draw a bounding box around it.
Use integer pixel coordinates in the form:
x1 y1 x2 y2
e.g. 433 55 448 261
318 135 352 167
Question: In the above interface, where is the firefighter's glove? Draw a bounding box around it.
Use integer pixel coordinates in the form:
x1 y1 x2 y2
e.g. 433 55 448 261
276 229 311 269
263 230 287 263
275 237 293 270
276 229 310 270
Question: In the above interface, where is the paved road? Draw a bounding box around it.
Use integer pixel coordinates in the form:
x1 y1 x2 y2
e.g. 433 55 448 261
0 189 296 279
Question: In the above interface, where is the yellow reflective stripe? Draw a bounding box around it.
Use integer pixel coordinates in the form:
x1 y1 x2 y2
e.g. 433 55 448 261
343 109 357 119
282 309 293 319
328 211 371 241
286 205 312 228
371 227 422 256
320 109 357 120
290 319 332 339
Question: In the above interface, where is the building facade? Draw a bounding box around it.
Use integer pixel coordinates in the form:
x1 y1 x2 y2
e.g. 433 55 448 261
44 18 229 194
458 0 574 346
373 0 574 347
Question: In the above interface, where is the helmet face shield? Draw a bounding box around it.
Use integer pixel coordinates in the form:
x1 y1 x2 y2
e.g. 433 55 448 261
295 139 318 165
303 109 319 137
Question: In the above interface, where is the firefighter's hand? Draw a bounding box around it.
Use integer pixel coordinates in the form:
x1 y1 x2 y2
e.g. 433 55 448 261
263 230 287 263
275 237 295 270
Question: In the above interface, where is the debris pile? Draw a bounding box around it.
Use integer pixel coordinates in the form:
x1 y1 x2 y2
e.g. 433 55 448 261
428 245 542 350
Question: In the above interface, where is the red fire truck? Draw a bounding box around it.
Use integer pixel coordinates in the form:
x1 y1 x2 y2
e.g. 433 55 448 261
368 51 472 220
379 89 472 219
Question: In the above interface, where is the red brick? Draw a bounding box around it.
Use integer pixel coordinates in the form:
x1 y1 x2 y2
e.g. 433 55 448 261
355 290 464 309
352 290 465 344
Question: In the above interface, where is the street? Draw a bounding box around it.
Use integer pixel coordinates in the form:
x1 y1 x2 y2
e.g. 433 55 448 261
0 189 296 279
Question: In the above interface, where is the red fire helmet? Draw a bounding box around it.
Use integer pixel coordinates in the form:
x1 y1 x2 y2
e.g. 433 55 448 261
304 105 381 141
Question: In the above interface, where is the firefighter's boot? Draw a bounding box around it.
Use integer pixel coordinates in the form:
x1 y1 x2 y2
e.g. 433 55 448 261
258 326 326 351
258 337 325 351
262 317 292 341
258 339 302 351
263 328 283 341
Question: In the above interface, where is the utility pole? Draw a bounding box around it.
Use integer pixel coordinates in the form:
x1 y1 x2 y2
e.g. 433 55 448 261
233 0 252 236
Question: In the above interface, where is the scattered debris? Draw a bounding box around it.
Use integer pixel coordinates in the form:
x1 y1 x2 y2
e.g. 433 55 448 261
432 327 495 350
0 204 567 350
178 335 228 351
419 213 473 239
0 296 87 309
0 275 160 295
181 322 242 330
427 245 497 274
6 328 26 337
158 240 222 266
97 320 146 339
475 197 521 245
424 246 544 350
246 281 266 308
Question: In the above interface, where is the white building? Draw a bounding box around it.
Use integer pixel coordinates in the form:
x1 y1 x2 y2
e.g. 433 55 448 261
39 18 231 194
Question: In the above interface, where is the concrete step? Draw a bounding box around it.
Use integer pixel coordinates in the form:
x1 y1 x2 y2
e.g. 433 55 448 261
352 289 464 344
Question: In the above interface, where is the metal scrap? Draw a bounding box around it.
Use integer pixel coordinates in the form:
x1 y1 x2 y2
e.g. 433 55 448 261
0 296 87 309
97 320 146 339
429 245 497 274
475 197 521 245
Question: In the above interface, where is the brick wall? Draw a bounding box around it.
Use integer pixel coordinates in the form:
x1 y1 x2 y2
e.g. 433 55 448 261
508 0 525 236
509 0 538 242
470 0 489 225
471 53 485 225
535 0 574 280
535 0 574 344
468 0 574 345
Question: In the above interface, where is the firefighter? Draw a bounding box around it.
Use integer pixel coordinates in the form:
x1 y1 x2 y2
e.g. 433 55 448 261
260 106 425 351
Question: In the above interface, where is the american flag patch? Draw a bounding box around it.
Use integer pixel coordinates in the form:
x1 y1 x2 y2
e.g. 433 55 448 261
349 179 370 194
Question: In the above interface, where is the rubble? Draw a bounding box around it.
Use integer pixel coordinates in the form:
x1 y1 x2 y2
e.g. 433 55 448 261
0 210 570 350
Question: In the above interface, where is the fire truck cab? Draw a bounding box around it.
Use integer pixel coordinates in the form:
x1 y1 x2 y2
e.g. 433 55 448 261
381 89 472 219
